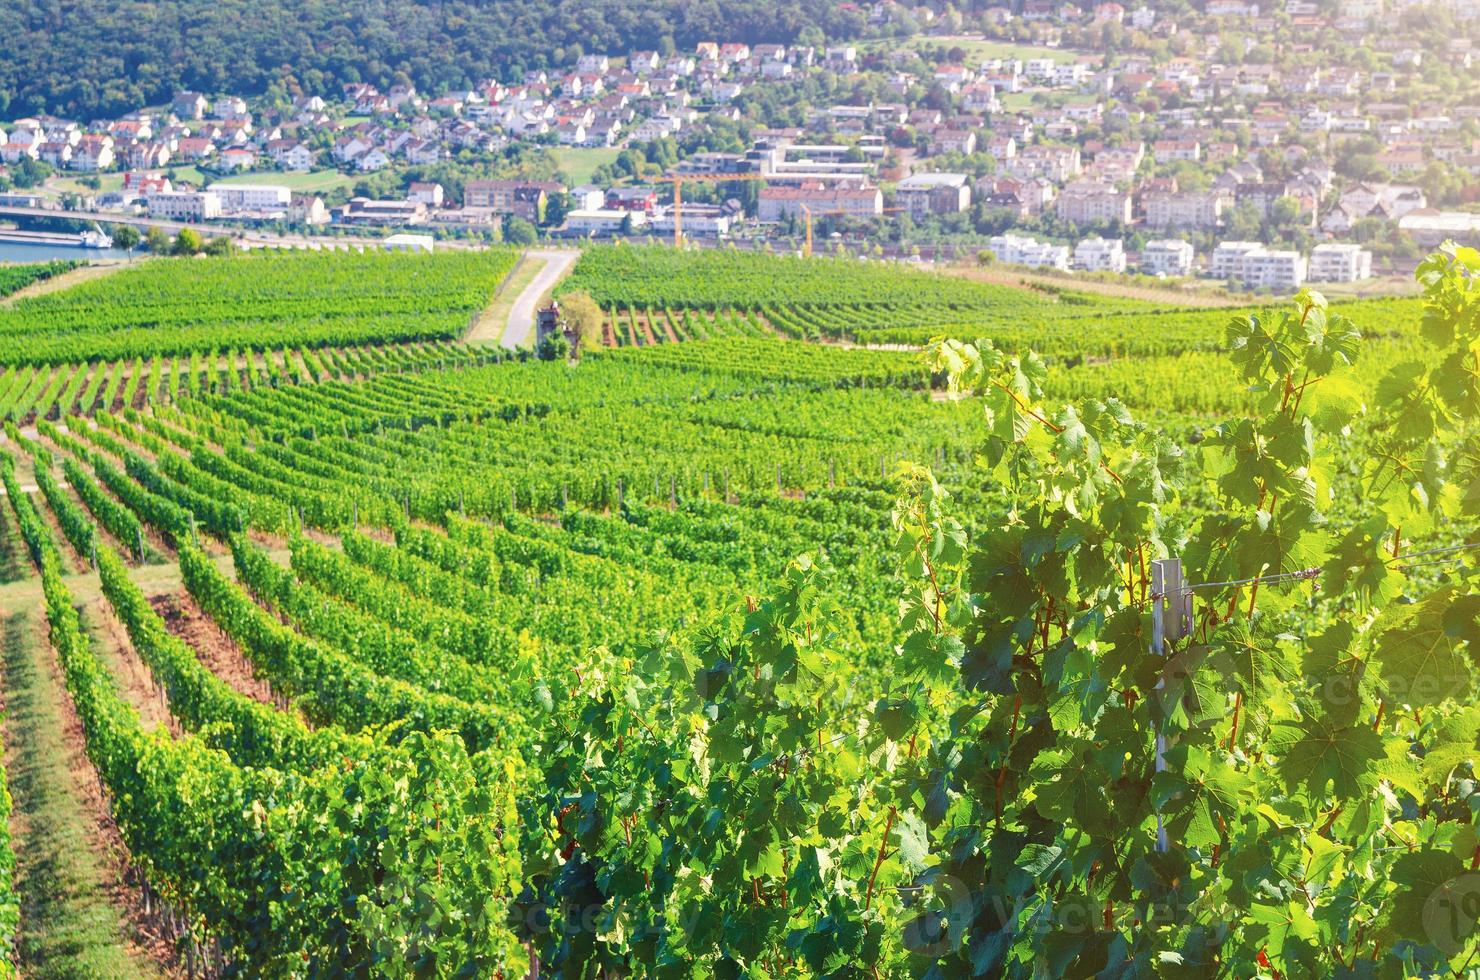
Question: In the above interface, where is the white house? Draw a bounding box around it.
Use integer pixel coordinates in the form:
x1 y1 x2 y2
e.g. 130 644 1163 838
355 148 391 172
407 182 445 207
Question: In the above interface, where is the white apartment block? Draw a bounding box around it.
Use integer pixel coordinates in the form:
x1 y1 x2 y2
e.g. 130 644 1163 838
1210 241 1264 280
207 183 292 212
1140 239 1195 276
988 233 1071 270
565 208 648 234
1308 243 1373 282
148 190 222 221
1240 249 1308 289
1073 237 1127 272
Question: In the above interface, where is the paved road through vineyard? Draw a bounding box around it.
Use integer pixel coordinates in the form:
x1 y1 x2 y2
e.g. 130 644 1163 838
502 249 579 349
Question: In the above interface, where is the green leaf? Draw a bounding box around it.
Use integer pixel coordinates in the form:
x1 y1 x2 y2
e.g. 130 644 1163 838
1270 715 1385 800
1373 589 1469 708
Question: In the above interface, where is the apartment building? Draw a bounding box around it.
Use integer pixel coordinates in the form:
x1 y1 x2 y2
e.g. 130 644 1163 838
757 181 883 221
147 190 222 221
1308 242 1373 282
1140 239 1195 276
1239 249 1307 289
1056 180 1132 225
988 233 1071 270
894 173 971 218
207 183 291 212
1210 241 1265 280
1144 190 1227 230
1073 237 1127 272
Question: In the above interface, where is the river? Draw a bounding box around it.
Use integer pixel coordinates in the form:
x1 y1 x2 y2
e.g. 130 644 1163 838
0 240 137 263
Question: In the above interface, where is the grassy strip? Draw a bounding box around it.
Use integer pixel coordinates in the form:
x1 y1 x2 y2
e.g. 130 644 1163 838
467 253 540 346
0 506 160 978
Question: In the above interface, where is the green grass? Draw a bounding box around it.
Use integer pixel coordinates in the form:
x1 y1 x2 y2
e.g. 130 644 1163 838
0 506 161 979
882 35 1080 64
551 147 622 186
203 169 358 193
50 174 126 195
470 254 541 346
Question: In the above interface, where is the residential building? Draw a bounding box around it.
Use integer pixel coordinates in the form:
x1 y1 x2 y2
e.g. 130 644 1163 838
1240 249 1307 289
288 195 330 225
208 183 291 212
172 92 208 120
650 205 732 238
1153 139 1201 163
1144 190 1228 230
332 198 428 226
70 135 114 171
564 208 648 235
407 182 445 207
1073 237 1127 272
465 179 560 221
1056 181 1132 225
148 190 222 221
756 181 883 221
1140 239 1195 276
1398 209 1480 247
931 129 978 156
1210 241 1265 280
894 173 971 218
1308 243 1373 281
988 233 1071 270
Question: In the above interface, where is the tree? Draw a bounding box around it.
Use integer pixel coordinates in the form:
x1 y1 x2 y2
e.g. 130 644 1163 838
144 226 171 253
111 224 141 252
10 158 51 189
203 235 236 257
1225 200 1263 241
557 289 605 352
536 330 571 361
503 216 538 246
543 192 572 228
172 228 203 255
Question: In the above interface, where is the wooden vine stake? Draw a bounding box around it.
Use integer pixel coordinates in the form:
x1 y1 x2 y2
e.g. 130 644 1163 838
1150 558 1191 853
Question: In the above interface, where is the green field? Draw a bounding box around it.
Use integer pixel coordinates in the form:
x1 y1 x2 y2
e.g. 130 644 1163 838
0 244 1473 978
882 34 1082 64
550 146 622 185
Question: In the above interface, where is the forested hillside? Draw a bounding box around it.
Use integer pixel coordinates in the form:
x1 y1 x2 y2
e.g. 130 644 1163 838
0 0 866 118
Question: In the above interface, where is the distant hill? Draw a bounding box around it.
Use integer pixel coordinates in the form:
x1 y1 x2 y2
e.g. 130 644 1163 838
0 0 867 120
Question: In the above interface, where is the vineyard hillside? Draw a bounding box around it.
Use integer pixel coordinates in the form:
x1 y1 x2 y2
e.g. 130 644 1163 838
0 244 1473 978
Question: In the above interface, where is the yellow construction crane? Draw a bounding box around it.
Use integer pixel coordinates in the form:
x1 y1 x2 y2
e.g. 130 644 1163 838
660 172 769 247
799 203 904 258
